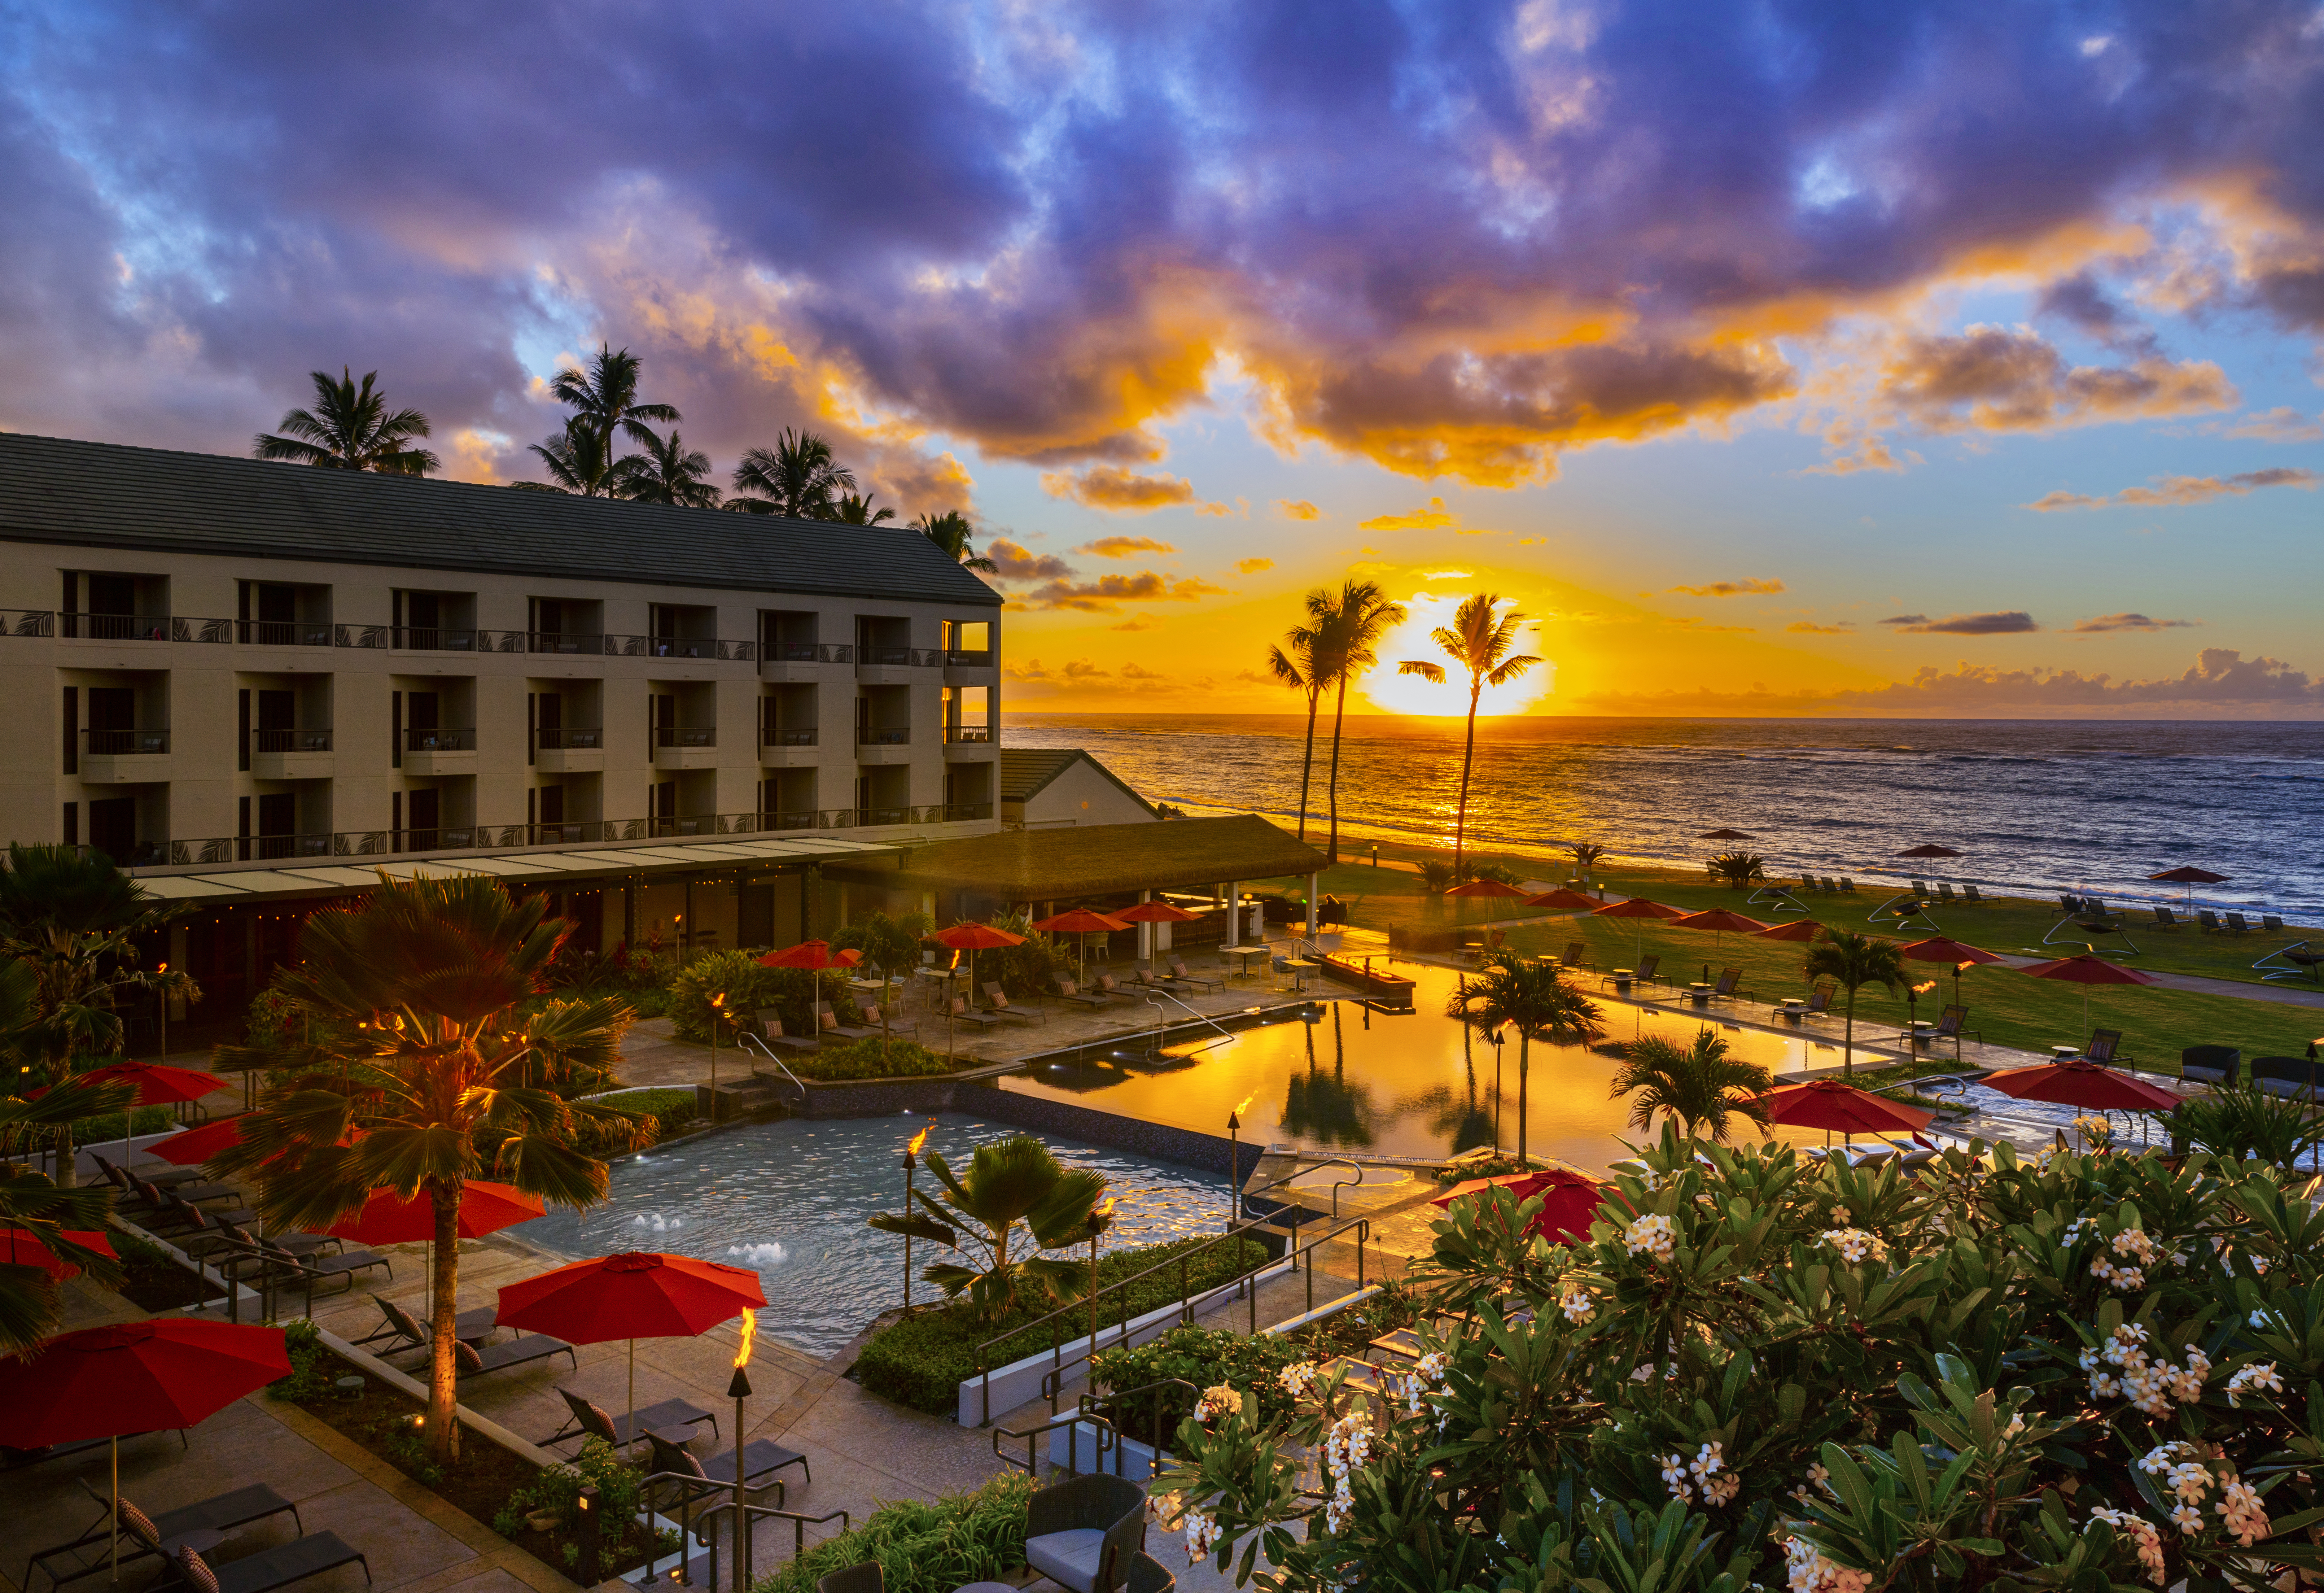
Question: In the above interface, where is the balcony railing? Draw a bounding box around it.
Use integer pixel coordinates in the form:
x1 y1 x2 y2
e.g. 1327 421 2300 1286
765 642 853 664
254 728 332 753
944 649 994 667
174 617 233 644
169 832 390 865
240 620 335 647
529 631 603 655
655 725 717 748
4 610 56 637
629 636 756 662
391 626 487 651
84 728 170 755
761 727 817 747
61 613 170 641
945 725 993 743
859 646 941 667
945 802 994 821
403 727 476 752
534 727 602 749
858 726 911 746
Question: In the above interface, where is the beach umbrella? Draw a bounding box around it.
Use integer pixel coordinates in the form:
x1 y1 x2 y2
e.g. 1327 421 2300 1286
1591 895 1686 963
1446 879 1531 898
2148 865 2230 904
1897 844 1964 859
927 921 1028 1054
1522 887 1601 912
2016 953 2158 1035
1668 907 1768 960
1897 934 2006 1010
1430 1168 1614 1243
147 1117 246 1165
71 1060 224 1106
1030 908 1132 983
0 1226 116 1281
1983 1060 2179 1113
0 1321 288 1582
1699 828 1755 840
1752 918 1826 942
1112 899 1200 968
756 939 862 970
497 1251 765 1453
1755 1078 1936 1139
325 1181 544 1246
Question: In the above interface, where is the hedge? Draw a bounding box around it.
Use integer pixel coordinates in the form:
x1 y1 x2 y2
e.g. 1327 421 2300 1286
853 1233 1270 1413
754 1473 1033 1593
789 1038 958 1081
595 1088 700 1142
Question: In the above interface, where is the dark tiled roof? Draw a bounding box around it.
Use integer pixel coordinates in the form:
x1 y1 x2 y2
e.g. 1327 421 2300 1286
824 814 1327 899
0 431 1002 606
998 747 1155 817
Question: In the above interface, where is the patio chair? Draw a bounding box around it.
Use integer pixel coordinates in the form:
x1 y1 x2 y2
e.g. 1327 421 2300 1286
2082 1029 2138 1068
168 1532 371 1593
1935 882 1956 904
1909 878 1930 896
1923 1005 1982 1049
748 1012 818 1055
452 1332 575 1382
2198 910 2224 934
2152 905 2183 931
2055 892 2082 917
2263 913 2286 933
238 1238 391 1310
544 1386 715 1451
1094 974 1137 1002
816 1566 883 1593
2224 912 2253 935
858 1001 922 1040
814 1003 877 1042
1051 978 1109 1010
2179 1046 2241 1086
1961 884 1983 905
164 1200 264 1254
1561 941 1593 970
2086 897 2113 918
1168 958 1224 993
1707 967 1752 1004
1125 1552 1176 1593
643 1428 810 1506
982 982 1044 1024
1802 982 1836 1019
89 1152 210 1194
130 1169 238 1209
350 1294 497 1357
1023 1473 1149 1593
947 997 1005 1033
29 1484 302 1593
1838 877 1858 894
215 1220 339 1260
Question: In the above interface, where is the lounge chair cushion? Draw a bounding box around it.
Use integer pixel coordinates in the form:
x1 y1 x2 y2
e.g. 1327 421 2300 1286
455 1334 573 1378
181 1531 368 1593
1026 1529 1108 1592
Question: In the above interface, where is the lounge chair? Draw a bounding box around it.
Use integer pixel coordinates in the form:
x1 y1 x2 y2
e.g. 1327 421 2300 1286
1909 878 1929 896
947 997 1005 1032
2152 905 2183 931
817 1566 884 1593
748 1009 818 1054
1922 1005 1981 1051
215 1221 338 1260
858 1002 922 1040
2180 1046 2241 1086
1935 882 1956 904
2087 897 2114 918
90 1152 209 1193
1023 1473 1148 1593
170 1533 371 1593
1802 982 1836 1019
2263 914 2285 934
544 1386 716 1451
2082 1029 2138 1069
1961 884 1983 905
2224 912 2253 935
163 1201 265 1255
814 1003 877 1042
982 982 1044 1024
1561 942 1593 970
453 1333 574 1382
1706 967 1752 1004
29 1484 301 1593
128 1169 238 1209
1094 974 1137 1003
1051 978 1110 1010
240 1237 392 1309
643 1428 810 1505
1168 958 1223 993
350 1294 498 1356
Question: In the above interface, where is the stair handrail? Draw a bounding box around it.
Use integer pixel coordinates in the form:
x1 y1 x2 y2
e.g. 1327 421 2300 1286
734 1032 809 1104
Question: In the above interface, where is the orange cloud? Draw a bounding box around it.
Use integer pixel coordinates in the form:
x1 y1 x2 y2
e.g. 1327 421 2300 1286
1879 326 2235 433
1276 499 1322 520
1041 465 1197 511
1668 577 1785 597
1076 535 1177 557
1016 571 1227 612
1361 496 1457 531
1786 620 1854 634
1235 557 1274 574
2070 613 2200 633
983 538 1073 582
2025 467 2317 510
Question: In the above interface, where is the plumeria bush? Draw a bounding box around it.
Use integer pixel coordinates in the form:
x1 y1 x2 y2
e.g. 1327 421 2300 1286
1152 1125 2324 1592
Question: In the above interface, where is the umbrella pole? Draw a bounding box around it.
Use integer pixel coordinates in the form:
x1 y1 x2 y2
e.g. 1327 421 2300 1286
109 1433 118 1583
627 1338 636 1455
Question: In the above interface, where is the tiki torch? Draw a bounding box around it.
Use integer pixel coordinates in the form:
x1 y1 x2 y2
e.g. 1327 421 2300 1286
728 1308 755 1593
1227 1094 1253 1225
902 1123 931 1311
708 992 726 1119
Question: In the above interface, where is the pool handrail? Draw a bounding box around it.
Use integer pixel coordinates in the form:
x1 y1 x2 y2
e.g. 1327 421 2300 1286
734 1033 809 1103
1240 1155 1366 1224
689 1499 849 1590
1140 983 1238 1046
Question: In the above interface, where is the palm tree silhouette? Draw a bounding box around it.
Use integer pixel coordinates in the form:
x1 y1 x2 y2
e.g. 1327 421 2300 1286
618 430 721 507
1313 580 1406 864
729 428 855 518
253 368 439 474
1396 594 1543 871
1265 621 1328 841
1801 930 1907 1078
1607 1030 1773 1142
913 510 999 573
1447 953 1602 1165
831 492 895 525
527 418 627 497
549 345 679 480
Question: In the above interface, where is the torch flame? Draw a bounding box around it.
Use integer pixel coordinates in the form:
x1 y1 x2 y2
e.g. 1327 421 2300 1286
1233 1094 1255 1118
1913 981 1937 995
907 1125 931 1157
733 1308 756 1370
1096 1197 1117 1219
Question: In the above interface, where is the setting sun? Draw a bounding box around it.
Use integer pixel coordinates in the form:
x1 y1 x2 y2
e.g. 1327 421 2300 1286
1357 593 1558 717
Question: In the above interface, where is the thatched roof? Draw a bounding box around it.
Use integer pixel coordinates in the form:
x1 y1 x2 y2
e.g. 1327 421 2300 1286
822 814 1327 900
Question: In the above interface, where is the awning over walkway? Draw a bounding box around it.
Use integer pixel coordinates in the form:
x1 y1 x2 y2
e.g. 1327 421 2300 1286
820 814 1327 902
127 835 897 904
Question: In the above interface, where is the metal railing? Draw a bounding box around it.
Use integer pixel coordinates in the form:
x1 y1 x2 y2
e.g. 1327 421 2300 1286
863 804 913 825
630 636 756 661
3 610 56 636
764 641 853 664
60 612 170 641
83 728 170 755
403 727 476 752
534 726 601 749
761 727 817 747
253 728 332 753
945 802 993 821
333 624 389 649
945 725 993 743
1240 1156 1367 1226
859 645 941 667
736 1035 809 1104
690 1501 849 1593
174 617 232 643
239 620 335 647
857 726 910 745
945 649 994 667
526 630 602 655
654 725 717 748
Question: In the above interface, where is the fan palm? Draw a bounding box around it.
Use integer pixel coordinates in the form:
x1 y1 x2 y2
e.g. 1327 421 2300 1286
618 430 721 508
729 428 855 518
549 344 679 478
0 843 162 939
1706 851 1767 889
1801 930 1907 1078
253 368 439 475
211 874 643 1461
914 510 998 573
1265 623 1328 842
1395 594 1543 871
1312 579 1406 864
1608 1030 1773 1142
867 1135 1104 1323
831 492 895 526
1446 954 1603 1165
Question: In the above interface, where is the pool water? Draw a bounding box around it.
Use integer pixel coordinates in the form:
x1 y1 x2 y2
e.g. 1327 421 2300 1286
528 1114 1229 1358
1000 962 1902 1171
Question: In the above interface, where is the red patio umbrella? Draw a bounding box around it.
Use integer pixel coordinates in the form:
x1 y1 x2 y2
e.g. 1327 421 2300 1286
2148 865 2230 904
1592 895 1686 962
72 1060 224 1107
1113 899 1202 969
2017 952 2158 1033
1898 844 1964 859
1430 1168 1613 1243
1446 878 1531 899
1668 907 1769 967
1753 918 1826 942
756 939 863 970
0 1226 117 1281
0 1321 289 1582
1756 1078 1936 1138
325 1181 545 1246
1983 1060 2179 1113
497 1251 766 1448
1522 887 1601 912
1029 908 1131 983
147 1117 246 1165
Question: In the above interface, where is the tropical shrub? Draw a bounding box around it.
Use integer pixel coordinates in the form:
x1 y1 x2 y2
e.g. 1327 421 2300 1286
496 1437 652 1560
978 914 1071 998
755 1473 1033 1593
1156 1128 2324 1593
868 1135 1105 1322
2168 1081 2324 1168
792 1038 956 1081
665 950 847 1044
1419 860 1457 895
1705 850 1767 889
1466 861 1523 887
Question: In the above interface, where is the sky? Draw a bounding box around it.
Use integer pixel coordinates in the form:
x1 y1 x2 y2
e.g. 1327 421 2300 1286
2 1 2321 718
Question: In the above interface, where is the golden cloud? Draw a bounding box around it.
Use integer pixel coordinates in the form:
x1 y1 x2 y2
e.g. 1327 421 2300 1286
1235 557 1274 574
1668 577 1785 597
1041 465 1198 511
1879 326 2235 433
1276 499 1322 520
1786 620 1855 634
1075 535 1177 557
1361 497 1457 531
2025 467 2317 510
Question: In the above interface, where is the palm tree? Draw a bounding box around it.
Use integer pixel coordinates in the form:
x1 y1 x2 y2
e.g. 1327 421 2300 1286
913 511 998 573
1570 842 1609 897
253 368 440 475
212 875 643 1462
618 430 721 508
528 418 630 498
549 344 680 479
1801 930 1907 1078
867 1135 1104 1323
1446 954 1602 1165
1395 594 1543 872
831 492 895 526
1608 1030 1773 1142
729 428 855 518
1265 621 1328 841
1313 580 1406 864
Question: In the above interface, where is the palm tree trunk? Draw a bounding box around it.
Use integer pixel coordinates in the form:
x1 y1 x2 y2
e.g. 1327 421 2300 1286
1296 690 1320 841
1326 672 1350 865
1454 677 1481 871
427 1178 463 1463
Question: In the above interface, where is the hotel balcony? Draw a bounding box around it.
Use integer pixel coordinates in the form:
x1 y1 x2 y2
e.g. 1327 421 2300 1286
251 726 333 780
652 724 719 770
760 641 853 682
533 726 603 773
402 725 477 775
80 727 172 784
760 726 821 768
855 724 912 766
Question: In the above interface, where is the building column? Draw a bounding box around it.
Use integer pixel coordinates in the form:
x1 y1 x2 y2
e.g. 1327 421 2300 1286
1307 872 1319 941
1138 889 1151 963
1224 882 1240 948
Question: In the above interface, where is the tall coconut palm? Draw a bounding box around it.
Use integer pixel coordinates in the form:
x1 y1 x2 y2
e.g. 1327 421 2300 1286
1608 1030 1773 1142
528 418 632 498
1801 930 1906 1079
253 368 440 475
618 430 722 508
212 875 643 1462
729 428 855 518
831 491 895 526
867 1135 1104 1323
1265 621 1328 842
1395 594 1543 872
1313 579 1406 865
1446 954 1602 1165
549 344 680 478
913 510 998 573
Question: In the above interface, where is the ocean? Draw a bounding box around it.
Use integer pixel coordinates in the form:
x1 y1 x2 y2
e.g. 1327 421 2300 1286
1005 715 2324 920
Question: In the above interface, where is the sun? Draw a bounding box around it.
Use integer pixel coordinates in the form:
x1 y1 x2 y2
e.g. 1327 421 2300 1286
1356 594 1556 716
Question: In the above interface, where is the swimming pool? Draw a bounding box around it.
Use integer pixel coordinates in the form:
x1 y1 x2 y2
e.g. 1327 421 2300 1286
528 1113 1230 1358
999 962 1903 1170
